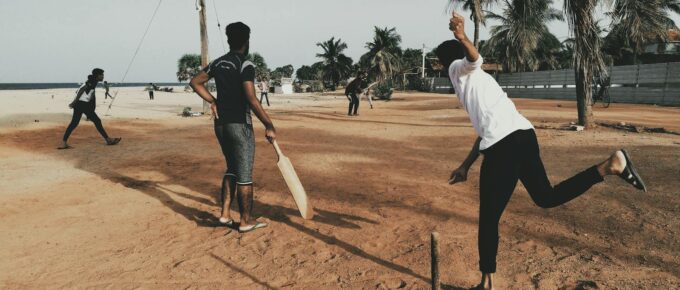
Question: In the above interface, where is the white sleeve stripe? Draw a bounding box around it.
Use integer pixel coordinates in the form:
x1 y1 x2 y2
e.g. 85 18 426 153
241 60 255 73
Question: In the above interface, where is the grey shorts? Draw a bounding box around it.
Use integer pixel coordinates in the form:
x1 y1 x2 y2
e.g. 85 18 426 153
214 123 255 185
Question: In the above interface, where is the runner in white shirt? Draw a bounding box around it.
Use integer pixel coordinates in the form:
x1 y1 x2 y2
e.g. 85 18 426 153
59 68 121 149
440 12 647 290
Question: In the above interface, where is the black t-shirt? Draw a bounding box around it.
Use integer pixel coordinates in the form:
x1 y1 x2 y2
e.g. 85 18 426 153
203 52 256 124
345 78 363 96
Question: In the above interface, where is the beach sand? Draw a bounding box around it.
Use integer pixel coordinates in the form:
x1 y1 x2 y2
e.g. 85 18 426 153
1 87 679 289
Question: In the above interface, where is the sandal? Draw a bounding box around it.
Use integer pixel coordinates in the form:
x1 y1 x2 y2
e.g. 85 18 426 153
57 145 73 150
239 221 268 233
219 217 235 227
618 149 647 192
106 137 122 146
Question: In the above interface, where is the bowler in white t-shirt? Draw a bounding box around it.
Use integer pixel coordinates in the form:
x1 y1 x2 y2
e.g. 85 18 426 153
439 11 647 290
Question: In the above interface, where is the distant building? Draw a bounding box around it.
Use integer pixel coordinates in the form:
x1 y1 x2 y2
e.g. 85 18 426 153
275 78 294 94
640 29 680 63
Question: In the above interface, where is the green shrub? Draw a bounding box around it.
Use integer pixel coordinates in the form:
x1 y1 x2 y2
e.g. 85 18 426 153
372 82 394 100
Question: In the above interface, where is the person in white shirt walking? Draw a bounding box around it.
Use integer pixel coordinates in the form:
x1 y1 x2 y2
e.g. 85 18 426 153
59 68 121 149
258 79 269 106
440 12 647 290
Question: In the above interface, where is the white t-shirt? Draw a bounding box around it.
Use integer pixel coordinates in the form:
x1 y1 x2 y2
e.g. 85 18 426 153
448 56 533 150
77 84 95 102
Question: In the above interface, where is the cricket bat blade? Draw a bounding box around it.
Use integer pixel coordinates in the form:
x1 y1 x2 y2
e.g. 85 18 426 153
274 141 313 219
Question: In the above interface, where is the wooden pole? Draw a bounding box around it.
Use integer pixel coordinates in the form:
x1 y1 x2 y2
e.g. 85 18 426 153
198 0 210 114
431 232 441 290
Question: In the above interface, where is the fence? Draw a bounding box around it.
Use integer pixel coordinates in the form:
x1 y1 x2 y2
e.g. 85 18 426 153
425 62 680 106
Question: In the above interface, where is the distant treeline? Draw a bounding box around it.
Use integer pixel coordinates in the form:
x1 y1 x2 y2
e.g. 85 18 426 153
0 82 185 90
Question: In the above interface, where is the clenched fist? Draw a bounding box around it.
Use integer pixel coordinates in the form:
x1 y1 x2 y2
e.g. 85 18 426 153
449 12 467 41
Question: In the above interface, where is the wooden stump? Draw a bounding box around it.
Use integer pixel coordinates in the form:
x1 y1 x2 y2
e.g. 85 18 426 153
431 232 441 290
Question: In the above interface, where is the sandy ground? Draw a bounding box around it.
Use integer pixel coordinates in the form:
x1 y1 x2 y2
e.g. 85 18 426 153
1 87 679 289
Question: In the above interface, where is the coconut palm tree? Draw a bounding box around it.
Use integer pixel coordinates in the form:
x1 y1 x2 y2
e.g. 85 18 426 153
606 0 678 64
534 33 564 71
316 37 353 89
448 0 498 47
361 27 403 82
176 54 201 82
248 53 270 81
484 0 563 72
558 38 576 69
564 0 607 128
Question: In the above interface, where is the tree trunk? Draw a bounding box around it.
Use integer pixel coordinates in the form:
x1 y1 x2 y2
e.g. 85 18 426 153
474 19 480 48
472 0 482 48
575 68 595 128
565 0 603 130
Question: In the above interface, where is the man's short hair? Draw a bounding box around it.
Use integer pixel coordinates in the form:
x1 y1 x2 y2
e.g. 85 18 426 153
434 40 466 70
92 68 104 76
226 22 250 50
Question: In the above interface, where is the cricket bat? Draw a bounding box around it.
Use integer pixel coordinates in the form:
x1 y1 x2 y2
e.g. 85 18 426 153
361 82 379 94
272 140 313 219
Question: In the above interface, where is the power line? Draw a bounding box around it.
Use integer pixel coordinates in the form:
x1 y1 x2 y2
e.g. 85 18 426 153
106 0 163 115
212 0 227 54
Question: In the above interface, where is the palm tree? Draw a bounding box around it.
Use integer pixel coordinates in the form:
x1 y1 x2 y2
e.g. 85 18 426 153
606 0 677 64
564 0 607 128
484 0 563 72
558 38 576 69
448 0 498 47
534 33 564 71
176 54 201 82
361 27 402 82
316 37 353 89
248 53 270 81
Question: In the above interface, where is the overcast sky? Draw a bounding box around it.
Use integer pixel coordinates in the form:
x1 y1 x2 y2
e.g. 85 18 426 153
1 0 678 83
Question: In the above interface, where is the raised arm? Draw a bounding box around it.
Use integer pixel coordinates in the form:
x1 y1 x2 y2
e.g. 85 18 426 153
450 12 479 62
449 12 482 76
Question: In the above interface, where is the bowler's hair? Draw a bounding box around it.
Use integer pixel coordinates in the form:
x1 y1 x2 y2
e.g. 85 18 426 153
91 68 104 76
434 40 466 70
226 22 250 50
87 68 104 83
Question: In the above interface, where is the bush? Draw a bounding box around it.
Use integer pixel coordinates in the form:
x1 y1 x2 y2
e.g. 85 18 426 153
182 107 192 117
308 81 324 92
372 82 394 100
405 75 431 91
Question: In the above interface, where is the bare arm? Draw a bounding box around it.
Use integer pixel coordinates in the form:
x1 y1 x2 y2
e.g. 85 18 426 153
450 12 479 62
449 137 481 184
189 71 219 117
461 137 481 169
243 81 276 142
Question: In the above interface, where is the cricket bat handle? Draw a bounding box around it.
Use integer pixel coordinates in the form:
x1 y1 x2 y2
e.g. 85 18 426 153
272 140 284 160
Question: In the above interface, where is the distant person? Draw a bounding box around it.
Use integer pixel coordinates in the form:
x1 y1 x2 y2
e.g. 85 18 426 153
359 72 374 109
103 81 113 100
190 22 276 233
258 79 270 106
345 72 365 116
59 68 121 149
439 12 647 290
148 83 155 100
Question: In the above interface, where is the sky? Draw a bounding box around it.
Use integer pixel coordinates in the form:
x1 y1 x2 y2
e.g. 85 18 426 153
1 0 678 83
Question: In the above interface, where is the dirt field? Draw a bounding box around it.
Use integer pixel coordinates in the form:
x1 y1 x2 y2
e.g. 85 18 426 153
1 89 679 289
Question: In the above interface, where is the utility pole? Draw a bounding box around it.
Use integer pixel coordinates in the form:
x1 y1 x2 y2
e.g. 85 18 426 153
198 0 210 114
421 43 426 78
